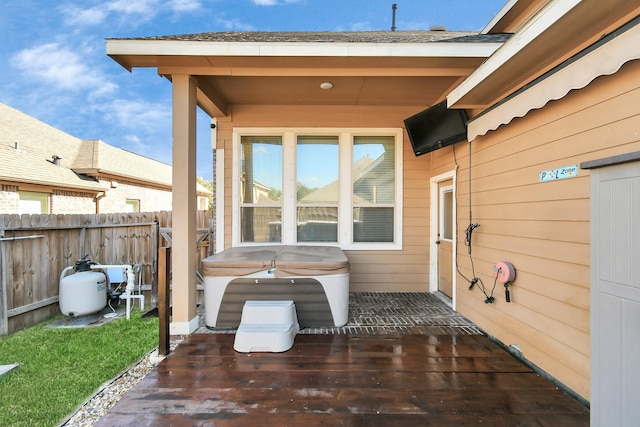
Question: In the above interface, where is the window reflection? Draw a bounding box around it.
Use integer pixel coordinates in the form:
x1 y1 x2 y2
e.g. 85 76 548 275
241 136 282 242
353 136 395 242
296 136 339 242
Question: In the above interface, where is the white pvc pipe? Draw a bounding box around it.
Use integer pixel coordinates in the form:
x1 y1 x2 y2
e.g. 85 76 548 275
90 264 142 320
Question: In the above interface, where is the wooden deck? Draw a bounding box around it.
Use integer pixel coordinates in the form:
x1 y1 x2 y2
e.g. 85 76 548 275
95 333 589 426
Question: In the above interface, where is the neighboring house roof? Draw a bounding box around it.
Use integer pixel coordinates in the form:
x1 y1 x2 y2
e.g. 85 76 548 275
0 140 105 192
0 102 212 195
73 139 172 187
300 156 375 205
0 103 105 192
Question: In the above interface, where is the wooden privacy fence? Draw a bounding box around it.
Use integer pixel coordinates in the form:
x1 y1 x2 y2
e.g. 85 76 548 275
0 210 214 335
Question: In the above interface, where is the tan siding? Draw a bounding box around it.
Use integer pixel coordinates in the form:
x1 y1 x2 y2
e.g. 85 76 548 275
472 199 591 221
455 59 640 400
485 234 590 268
457 296 591 398
218 105 432 292
430 144 459 176
476 219 589 244
402 232 430 248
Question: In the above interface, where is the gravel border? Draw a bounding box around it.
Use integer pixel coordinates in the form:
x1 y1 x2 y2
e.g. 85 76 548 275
59 338 185 427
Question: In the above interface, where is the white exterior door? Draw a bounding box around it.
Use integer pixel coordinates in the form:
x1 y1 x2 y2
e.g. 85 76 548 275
437 181 454 298
430 171 457 307
590 159 640 426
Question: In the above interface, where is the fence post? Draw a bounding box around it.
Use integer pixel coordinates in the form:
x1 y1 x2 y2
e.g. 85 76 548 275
151 220 159 308
158 246 171 356
0 229 7 335
208 218 215 256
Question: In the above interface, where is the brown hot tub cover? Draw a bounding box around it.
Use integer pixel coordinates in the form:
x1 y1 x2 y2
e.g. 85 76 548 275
201 245 349 277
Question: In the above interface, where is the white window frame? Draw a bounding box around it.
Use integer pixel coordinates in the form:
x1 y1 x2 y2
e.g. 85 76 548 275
125 199 140 213
18 191 49 214
232 127 403 250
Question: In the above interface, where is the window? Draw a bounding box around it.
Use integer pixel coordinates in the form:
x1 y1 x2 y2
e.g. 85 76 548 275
440 187 453 241
296 136 339 242
125 199 140 213
353 136 395 243
233 128 402 250
18 191 49 214
240 136 283 243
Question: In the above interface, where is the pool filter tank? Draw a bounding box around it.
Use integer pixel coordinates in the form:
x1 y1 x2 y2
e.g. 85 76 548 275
59 256 107 317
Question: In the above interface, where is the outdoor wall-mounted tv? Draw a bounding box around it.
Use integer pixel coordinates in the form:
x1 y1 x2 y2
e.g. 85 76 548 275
404 101 468 157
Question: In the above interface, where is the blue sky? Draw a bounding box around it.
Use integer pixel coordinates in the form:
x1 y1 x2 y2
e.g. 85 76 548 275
0 0 506 181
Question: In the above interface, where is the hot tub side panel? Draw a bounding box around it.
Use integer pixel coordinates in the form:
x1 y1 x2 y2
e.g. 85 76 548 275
203 272 349 328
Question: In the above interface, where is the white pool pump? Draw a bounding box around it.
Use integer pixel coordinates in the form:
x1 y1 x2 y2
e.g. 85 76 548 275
59 256 107 317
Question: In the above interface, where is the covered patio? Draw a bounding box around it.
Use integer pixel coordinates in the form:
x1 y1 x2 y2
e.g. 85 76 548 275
93 293 589 425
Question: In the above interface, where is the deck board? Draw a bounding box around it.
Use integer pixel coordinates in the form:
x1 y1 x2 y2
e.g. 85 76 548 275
95 333 589 426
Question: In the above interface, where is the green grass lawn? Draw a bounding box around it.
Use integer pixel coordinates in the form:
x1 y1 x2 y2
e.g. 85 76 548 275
0 311 158 427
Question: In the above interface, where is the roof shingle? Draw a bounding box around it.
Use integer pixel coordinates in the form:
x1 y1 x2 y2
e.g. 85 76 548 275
0 103 172 191
109 30 511 44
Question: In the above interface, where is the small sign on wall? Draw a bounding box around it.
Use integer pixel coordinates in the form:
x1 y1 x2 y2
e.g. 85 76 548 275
539 165 578 182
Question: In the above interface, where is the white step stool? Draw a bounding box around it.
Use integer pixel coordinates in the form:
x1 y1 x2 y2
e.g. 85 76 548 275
233 300 299 353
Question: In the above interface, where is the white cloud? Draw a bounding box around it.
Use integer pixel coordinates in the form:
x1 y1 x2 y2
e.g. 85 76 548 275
252 0 301 5
88 82 120 102
91 98 173 161
349 22 374 31
61 5 108 26
105 0 157 16
124 133 144 148
217 17 255 31
169 0 201 12
12 43 117 99
100 98 172 132
60 0 201 28
122 133 163 159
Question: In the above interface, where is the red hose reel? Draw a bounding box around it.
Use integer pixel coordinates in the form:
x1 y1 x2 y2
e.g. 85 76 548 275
494 261 516 302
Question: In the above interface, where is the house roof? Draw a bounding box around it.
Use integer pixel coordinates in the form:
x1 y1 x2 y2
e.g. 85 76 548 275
465 15 640 141
300 155 375 205
481 0 546 35
107 30 510 118
448 0 640 109
73 139 173 187
0 142 106 192
0 102 208 193
0 103 105 192
126 31 509 44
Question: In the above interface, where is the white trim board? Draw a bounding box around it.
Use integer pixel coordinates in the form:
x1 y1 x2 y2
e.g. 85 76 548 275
466 17 640 141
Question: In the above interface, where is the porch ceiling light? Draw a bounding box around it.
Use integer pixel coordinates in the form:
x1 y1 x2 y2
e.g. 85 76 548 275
320 81 333 90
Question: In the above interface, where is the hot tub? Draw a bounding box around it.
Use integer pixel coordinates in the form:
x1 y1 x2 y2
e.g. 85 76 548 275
202 245 349 329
